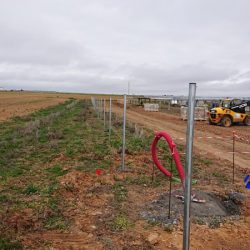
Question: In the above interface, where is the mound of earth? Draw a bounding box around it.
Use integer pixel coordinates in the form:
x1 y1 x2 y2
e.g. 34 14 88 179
141 190 245 226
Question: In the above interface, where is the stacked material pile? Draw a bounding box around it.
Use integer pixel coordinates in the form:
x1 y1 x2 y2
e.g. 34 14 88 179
144 103 159 112
181 106 208 120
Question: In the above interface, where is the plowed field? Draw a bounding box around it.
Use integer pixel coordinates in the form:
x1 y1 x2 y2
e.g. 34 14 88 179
0 91 117 121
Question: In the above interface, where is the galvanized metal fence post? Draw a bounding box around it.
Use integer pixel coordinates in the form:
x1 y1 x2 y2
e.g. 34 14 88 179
232 131 235 184
97 99 100 119
91 97 96 111
94 98 97 115
109 97 112 142
103 99 106 130
183 83 196 250
98 99 100 118
101 99 103 119
98 99 101 119
121 94 127 170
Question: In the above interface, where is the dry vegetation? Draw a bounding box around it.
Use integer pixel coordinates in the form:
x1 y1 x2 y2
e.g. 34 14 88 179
0 92 249 249
0 91 121 121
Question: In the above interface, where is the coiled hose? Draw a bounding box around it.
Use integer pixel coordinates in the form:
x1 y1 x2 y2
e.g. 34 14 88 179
151 131 185 187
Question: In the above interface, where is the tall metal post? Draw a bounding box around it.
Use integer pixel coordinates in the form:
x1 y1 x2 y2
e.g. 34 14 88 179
109 97 112 142
183 83 196 250
99 99 101 119
99 99 101 118
101 99 103 119
103 99 106 130
99 99 100 118
232 131 235 184
121 94 127 170
91 97 96 111
99 99 102 119
97 99 100 118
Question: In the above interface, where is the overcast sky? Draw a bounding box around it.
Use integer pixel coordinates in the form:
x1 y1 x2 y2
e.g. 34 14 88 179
0 0 249 96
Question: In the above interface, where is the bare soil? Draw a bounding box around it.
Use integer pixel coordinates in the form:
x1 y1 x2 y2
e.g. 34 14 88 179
110 104 250 250
17 169 250 250
114 105 250 172
0 98 249 249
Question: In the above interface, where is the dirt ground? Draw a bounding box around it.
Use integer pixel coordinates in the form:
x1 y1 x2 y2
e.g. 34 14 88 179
113 105 250 172
20 170 250 250
0 95 249 249
110 104 250 250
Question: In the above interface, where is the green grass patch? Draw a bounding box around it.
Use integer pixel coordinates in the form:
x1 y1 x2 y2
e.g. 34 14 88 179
124 175 151 186
44 214 69 231
0 195 8 203
197 158 212 166
24 183 39 195
0 237 22 250
47 197 60 210
46 165 68 177
211 171 228 181
41 182 59 195
112 182 127 203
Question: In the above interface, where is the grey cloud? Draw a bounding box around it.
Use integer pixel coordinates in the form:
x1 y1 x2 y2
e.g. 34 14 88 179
0 0 249 96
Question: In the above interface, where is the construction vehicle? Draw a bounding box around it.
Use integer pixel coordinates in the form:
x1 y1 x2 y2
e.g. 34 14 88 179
208 99 250 127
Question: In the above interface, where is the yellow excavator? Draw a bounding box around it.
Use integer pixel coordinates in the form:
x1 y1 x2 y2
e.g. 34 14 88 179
208 99 250 127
